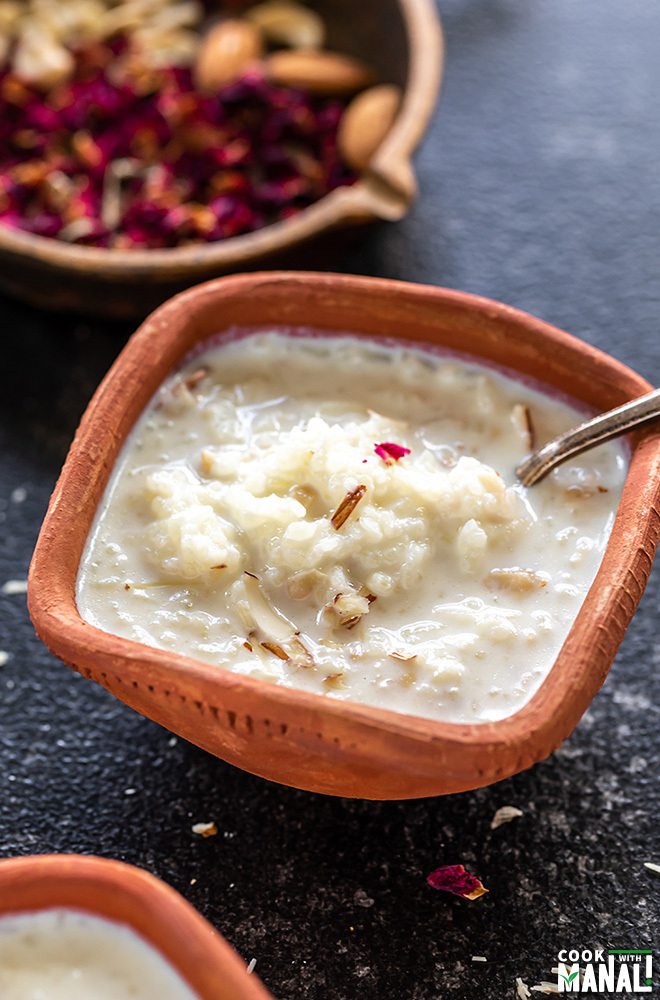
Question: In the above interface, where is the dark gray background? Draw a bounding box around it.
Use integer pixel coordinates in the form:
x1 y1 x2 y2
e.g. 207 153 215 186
1 1 659 997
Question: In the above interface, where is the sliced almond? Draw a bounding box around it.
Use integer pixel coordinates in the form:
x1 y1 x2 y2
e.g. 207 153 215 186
13 25 74 88
101 158 139 229
242 571 297 643
200 448 214 475
265 49 375 95
260 640 290 661
511 404 535 450
245 0 325 50
290 635 314 668
389 649 417 661
136 27 200 68
183 367 208 390
487 568 547 593
99 2 156 39
58 218 96 242
194 18 263 92
323 671 346 689
324 588 371 630
287 568 324 600
564 483 598 499
338 84 401 170
149 1 203 32
288 483 320 513
330 484 366 529
490 805 523 829
242 572 314 665
192 820 217 837
42 170 75 212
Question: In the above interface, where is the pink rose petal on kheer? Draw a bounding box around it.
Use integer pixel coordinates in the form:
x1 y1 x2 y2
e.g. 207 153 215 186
374 442 411 464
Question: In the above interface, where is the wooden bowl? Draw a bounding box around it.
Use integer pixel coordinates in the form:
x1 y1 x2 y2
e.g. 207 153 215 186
0 854 275 1000
28 272 660 799
0 0 443 319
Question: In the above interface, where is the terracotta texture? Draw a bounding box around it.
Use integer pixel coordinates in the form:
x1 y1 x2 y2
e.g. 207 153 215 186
28 273 660 799
0 0 443 318
0 854 275 1000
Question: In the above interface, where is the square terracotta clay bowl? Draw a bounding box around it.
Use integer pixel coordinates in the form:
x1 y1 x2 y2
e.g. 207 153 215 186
0 0 442 318
0 854 274 999
28 273 660 799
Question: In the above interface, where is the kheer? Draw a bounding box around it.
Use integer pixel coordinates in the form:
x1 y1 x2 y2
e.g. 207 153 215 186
77 331 626 724
0 909 199 1000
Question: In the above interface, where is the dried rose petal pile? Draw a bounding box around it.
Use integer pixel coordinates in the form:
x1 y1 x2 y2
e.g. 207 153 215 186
0 55 353 247
0 0 400 249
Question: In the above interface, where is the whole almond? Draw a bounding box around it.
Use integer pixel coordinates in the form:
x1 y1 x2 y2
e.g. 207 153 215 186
246 0 325 50
338 83 402 170
265 49 375 95
194 18 263 92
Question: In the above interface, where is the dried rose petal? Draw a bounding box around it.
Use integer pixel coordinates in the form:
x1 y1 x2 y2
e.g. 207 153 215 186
0 209 23 229
374 442 411 464
426 864 488 900
23 211 63 237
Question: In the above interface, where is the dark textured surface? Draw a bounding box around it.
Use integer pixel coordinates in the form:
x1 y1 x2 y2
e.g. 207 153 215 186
1 1 660 997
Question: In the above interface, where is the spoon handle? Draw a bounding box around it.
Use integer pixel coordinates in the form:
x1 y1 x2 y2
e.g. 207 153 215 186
516 386 660 487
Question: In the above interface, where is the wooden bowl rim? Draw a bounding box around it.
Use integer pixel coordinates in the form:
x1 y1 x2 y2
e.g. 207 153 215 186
28 272 660 780
0 854 274 1000
0 0 443 278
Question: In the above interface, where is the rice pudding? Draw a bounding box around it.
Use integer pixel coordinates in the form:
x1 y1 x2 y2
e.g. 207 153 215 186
77 330 626 724
0 908 199 1000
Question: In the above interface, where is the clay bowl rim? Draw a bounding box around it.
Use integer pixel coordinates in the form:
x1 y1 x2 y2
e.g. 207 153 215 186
0 0 443 280
27 271 660 796
0 853 274 1000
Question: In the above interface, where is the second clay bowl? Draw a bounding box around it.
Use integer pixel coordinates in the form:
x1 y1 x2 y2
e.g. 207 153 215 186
0 854 275 1000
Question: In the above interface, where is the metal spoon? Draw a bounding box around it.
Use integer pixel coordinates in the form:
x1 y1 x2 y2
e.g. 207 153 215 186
516 387 660 487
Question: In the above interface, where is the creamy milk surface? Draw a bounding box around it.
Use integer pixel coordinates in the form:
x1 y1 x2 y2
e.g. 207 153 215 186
0 908 200 999
77 330 626 723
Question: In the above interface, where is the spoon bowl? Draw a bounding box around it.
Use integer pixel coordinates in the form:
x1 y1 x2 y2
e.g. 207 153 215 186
517 386 660 486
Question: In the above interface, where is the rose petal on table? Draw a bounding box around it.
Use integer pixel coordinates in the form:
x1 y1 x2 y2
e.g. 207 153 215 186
426 864 488 900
